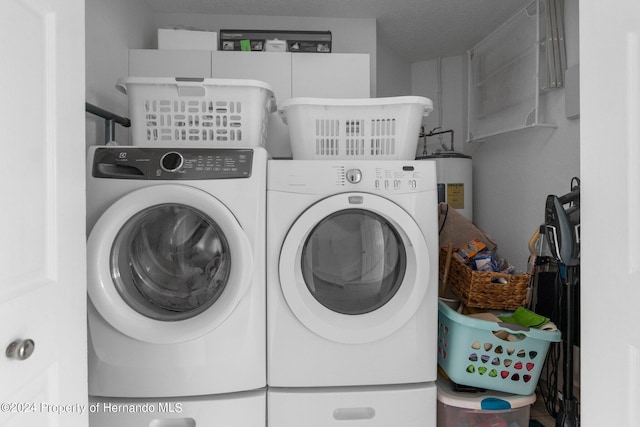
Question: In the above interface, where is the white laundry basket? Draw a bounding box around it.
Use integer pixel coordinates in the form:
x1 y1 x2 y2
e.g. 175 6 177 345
117 77 276 147
278 96 433 160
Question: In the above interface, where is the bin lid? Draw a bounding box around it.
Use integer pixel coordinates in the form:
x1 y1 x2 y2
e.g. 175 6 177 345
436 374 536 410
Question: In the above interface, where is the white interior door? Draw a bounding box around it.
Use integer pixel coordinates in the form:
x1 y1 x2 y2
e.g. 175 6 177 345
580 1 640 426
0 1 87 426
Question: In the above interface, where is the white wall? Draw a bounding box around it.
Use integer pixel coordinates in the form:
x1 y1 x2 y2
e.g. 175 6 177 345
376 23 412 97
410 0 580 271
85 0 155 147
471 0 580 271
154 13 377 97
470 95 580 271
411 56 466 157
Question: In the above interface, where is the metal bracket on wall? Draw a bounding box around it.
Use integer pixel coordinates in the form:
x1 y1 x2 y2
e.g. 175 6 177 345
85 102 131 145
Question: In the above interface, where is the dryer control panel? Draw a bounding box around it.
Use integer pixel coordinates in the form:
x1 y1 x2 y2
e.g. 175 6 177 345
268 160 437 194
92 147 254 180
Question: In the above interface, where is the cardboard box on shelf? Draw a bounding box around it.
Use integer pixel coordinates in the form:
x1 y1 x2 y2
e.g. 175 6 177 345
219 30 331 53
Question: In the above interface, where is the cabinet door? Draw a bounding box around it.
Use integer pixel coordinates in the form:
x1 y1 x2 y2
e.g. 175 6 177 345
129 49 211 78
212 51 292 158
1 0 87 425
212 51 292 97
292 53 370 98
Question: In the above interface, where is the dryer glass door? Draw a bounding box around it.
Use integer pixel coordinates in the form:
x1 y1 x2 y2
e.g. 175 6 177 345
279 192 431 344
301 209 406 315
111 203 231 321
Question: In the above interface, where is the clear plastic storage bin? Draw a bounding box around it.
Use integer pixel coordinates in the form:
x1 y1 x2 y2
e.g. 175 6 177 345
116 77 276 147
278 96 433 160
437 300 561 395
437 374 536 427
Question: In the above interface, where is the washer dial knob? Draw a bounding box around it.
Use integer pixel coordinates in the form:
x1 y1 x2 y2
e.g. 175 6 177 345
161 151 183 172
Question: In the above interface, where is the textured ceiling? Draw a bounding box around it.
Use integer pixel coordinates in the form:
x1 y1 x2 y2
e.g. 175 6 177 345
142 0 531 62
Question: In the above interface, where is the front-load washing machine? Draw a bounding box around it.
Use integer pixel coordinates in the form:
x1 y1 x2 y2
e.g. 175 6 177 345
86 146 266 398
267 159 438 387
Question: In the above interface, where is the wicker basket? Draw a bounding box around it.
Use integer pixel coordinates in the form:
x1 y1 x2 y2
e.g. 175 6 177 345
439 248 530 310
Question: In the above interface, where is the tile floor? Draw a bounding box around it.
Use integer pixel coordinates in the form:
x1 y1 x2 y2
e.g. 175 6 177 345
530 393 555 426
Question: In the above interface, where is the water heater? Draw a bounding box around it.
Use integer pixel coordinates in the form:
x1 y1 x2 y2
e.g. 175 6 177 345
422 152 473 221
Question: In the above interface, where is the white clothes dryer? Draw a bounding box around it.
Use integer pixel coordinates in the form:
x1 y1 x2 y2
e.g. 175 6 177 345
86 146 266 398
89 389 265 427
267 159 438 387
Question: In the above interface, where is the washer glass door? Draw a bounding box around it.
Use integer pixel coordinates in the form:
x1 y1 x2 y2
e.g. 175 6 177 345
111 203 231 321
88 184 253 344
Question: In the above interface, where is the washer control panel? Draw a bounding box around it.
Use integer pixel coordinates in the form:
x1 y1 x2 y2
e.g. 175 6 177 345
92 147 253 180
160 151 184 172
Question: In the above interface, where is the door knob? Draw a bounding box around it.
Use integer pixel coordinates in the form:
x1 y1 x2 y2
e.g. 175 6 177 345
6 339 35 361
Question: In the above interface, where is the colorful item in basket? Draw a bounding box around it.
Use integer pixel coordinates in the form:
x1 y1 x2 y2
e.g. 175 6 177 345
459 245 518 275
457 238 487 261
498 307 550 329
472 252 496 272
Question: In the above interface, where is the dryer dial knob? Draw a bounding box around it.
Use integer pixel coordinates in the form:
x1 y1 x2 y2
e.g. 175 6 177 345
346 169 362 184
161 152 183 172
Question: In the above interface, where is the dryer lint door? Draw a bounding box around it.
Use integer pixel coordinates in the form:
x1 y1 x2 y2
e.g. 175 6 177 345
279 192 431 344
87 184 253 344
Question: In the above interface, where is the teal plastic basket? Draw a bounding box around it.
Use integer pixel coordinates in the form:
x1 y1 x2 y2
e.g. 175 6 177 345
437 300 561 395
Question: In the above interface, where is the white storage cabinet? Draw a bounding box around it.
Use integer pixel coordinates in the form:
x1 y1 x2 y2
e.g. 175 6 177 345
129 49 211 78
